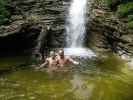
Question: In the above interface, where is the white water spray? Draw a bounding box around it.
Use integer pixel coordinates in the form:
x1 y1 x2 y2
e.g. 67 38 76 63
64 0 96 57
66 0 87 47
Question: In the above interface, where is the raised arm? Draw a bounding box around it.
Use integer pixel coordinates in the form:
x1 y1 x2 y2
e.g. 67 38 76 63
67 57 79 65
39 59 49 68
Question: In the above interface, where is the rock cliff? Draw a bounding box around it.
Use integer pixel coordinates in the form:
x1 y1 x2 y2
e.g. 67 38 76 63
0 0 70 55
0 0 133 57
87 0 133 57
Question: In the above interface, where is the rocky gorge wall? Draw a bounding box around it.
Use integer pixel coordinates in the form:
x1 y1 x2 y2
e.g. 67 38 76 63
87 0 133 57
0 0 133 57
0 0 70 56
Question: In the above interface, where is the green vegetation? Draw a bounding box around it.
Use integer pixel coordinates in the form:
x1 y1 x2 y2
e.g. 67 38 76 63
0 0 10 25
128 15 133 21
104 0 133 29
127 21 133 29
105 0 133 8
104 0 120 9
117 2 133 17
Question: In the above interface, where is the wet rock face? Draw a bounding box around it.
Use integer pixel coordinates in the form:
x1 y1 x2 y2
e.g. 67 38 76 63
8 0 70 47
87 0 133 56
0 0 70 55
0 0 133 57
0 22 42 56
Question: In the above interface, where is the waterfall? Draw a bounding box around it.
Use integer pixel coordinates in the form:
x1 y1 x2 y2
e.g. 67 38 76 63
65 0 87 47
64 0 96 58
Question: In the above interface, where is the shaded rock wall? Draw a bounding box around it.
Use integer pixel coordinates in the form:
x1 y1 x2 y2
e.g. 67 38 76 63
0 22 42 56
88 0 133 56
0 0 133 57
8 0 70 47
0 0 70 56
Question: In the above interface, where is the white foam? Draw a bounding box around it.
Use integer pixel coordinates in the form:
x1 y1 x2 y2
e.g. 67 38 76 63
64 48 96 58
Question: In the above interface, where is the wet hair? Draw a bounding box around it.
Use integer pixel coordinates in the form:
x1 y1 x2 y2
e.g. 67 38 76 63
58 49 64 55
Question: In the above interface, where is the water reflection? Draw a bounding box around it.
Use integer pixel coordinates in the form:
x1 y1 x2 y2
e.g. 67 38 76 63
70 74 94 100
0 55 133 100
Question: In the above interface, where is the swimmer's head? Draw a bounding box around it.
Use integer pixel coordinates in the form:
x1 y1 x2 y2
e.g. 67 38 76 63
58 49 64 56
50 51 56 58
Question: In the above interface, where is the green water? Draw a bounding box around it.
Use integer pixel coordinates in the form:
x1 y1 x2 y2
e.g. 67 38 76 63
0 55 133 100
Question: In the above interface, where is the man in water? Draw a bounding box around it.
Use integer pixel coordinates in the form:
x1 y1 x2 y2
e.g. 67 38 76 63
38 51 58 71
56 49 79 68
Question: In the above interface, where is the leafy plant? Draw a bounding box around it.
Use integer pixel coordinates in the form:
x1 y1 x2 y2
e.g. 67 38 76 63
128 15 133 21
104 0 133 29
117 2 133 17
103 0 122 10
0 0 10 25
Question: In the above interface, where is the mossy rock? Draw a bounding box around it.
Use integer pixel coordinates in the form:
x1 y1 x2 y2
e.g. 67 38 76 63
127 21 133 29
117 2 133 17
0 0 10 25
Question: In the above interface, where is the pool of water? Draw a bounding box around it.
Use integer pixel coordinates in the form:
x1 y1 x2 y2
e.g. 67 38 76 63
0 54 133 100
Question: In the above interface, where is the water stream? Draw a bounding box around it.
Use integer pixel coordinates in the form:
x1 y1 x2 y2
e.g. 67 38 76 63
65 0 87 47
64 0 95 57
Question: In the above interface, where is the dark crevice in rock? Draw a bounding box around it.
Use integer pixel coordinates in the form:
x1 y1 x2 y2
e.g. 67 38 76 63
0 0 69 56
0 23 42 56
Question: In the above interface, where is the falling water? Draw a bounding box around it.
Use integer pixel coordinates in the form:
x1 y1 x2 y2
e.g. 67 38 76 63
64 0 96 57
66 0 87 47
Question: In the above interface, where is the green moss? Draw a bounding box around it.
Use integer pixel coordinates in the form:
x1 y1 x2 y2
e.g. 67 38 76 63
117 2 133 17
128 15 133 21
0 0 10 25
104 0 120 8
127 21 133 29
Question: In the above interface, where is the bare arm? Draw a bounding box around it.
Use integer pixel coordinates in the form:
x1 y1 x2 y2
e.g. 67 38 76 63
39 59 49 68
67 57 79 65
